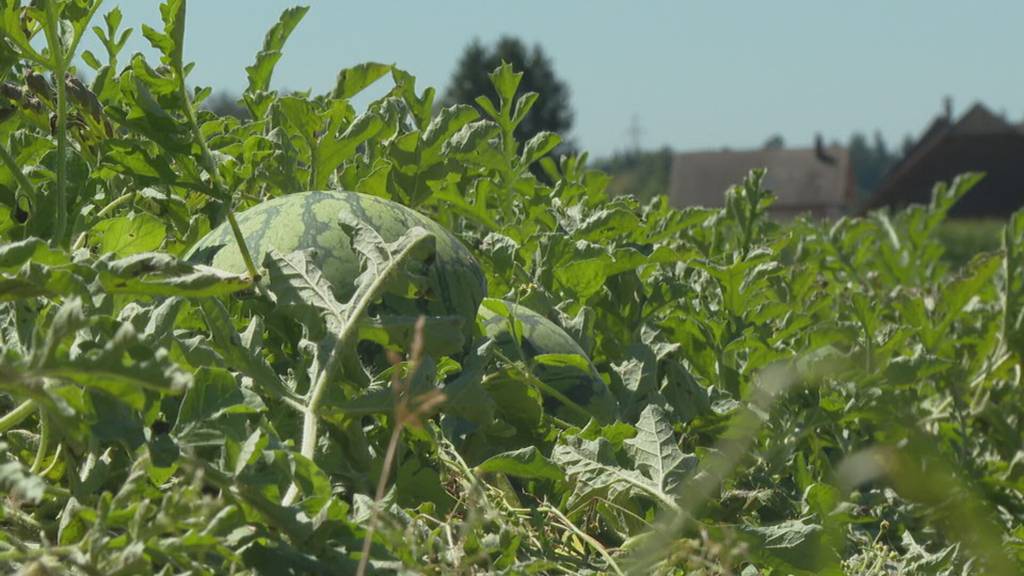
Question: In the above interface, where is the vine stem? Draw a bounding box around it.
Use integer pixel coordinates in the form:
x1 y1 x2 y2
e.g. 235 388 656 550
307 136 319 192
174 39 259 281
95 190 135 218
39 442 62 477
29 409 50 474
540 504 625 576
71 191 138 250
0 400 35 434
42 0 68 246
37 0 102 246
0 144 37 212
282 231 434 506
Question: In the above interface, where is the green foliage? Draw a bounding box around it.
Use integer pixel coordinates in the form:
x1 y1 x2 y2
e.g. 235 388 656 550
0 3 1022 575
936 218 1004 267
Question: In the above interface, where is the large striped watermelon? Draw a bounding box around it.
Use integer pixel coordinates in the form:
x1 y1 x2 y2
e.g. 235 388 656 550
187 191 486 340
478 299 618 424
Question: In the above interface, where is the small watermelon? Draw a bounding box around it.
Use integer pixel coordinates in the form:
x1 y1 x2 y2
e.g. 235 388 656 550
187 191 486 340
478 298 618 424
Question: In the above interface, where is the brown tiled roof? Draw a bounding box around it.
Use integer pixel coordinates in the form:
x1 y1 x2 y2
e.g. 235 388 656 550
954 104 1017 135
668 146 851 217
865 103 1024 217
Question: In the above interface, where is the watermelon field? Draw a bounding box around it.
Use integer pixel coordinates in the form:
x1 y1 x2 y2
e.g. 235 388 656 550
3 2 1024 574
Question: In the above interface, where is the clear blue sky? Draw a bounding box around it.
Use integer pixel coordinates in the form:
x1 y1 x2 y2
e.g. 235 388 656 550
80 1 1024 158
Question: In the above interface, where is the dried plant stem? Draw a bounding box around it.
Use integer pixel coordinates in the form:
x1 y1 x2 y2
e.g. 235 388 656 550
356 317 443 576
355 410 405 576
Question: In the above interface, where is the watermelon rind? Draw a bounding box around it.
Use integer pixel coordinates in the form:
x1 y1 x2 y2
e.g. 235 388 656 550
187 191 486 339
478 298 618 424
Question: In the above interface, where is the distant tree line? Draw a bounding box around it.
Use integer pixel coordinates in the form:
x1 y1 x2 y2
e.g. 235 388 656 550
846 131 912 197
596 148 672 203
202 92 248 120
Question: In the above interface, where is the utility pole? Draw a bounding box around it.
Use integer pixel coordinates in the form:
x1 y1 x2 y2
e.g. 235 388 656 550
627 114 643 153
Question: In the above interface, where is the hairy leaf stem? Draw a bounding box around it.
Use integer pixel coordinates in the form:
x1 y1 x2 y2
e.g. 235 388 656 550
0 144 37 212
540 504 625 576
282 230 434 506
173 5 259 281
0 400 36 434
177 81 259 280
38 0 103 246
29 409 50 474
42 0 69 245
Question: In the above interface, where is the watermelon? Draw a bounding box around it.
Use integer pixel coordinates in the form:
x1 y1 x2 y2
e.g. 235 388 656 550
478 299 618 424
187 191 486 340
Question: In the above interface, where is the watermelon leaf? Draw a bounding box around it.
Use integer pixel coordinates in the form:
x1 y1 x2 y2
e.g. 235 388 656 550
333 62 393 100
0 238 71 272
95 252 252 297
263 248 346 337
245 6 309 109
551 436 679 513
196 298 300 407
173 366 264 446
624 404 697 497
476 446 565 483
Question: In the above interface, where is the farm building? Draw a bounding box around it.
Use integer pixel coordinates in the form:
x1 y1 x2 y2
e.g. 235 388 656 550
667 140 855 219
863 102 1024 217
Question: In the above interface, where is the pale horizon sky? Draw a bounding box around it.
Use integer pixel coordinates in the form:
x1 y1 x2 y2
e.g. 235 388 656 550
79 1 1024 158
